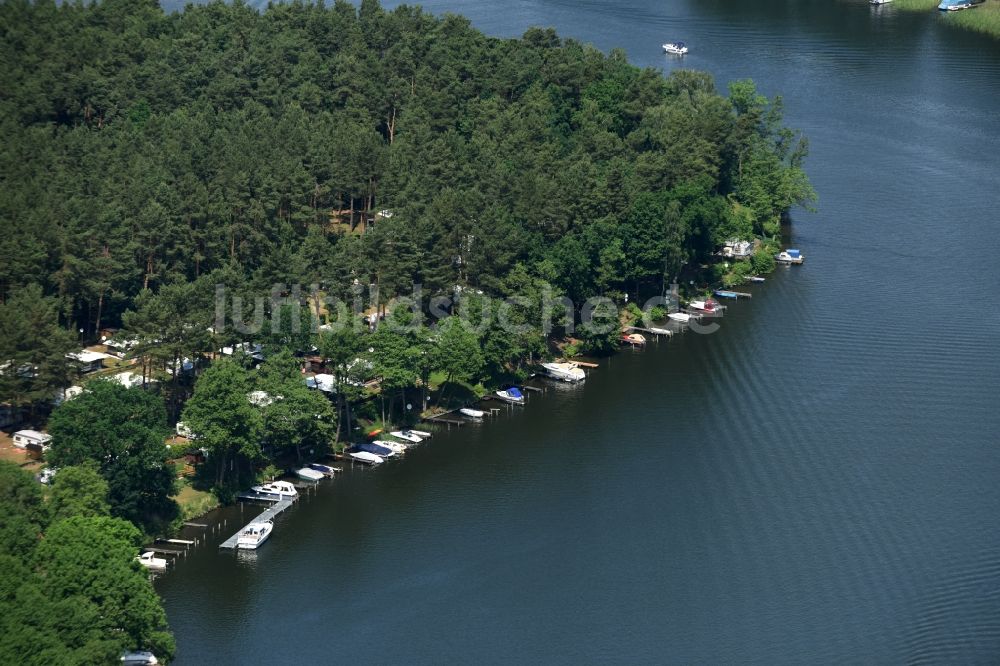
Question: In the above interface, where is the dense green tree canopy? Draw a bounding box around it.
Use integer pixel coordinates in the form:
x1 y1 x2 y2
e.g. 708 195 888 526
47 380 178 534
0 462 174 664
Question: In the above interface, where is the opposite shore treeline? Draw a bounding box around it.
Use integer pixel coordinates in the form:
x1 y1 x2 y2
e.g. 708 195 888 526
0 0 814 662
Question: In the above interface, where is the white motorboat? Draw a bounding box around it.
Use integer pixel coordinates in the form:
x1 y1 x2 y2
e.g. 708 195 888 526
390 430 423 444
295 467 325 482
136 551 168 572
621 333 646 346
688 299 720 313
407 429 432 439
236 520 273 550
668 312 692 323
460 407 485 419
249 480 298 499
870 0 893 5
663 41 688 55
373 439 409 454
649 327 673 336
495 388 526 405
348 451 384 465
121 651 159 665
541 362 586 382
776 249 804 264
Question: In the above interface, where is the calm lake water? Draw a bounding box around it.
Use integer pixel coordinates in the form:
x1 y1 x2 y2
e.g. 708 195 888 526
156 1 1000 663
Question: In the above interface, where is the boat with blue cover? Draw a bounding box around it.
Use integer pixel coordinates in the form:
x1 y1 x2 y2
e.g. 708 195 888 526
776 249 804 264
495 387 526 405
354 441 396 458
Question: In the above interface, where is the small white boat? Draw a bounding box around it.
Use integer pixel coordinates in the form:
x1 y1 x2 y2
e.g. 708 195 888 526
348 451 384 465
373 439 409 454
295 467 325 482
870 0 892 5
747 276 766 283
389 430 423 444
620 333 646 346
249 480 298 499
668 312 692 323
649 327 673 336
407 429 432 439
236 520 273 550
776 249 804 264
495 388 526 405
541 362 586 382
688 299 720 313
663 41 688 55
121 651 159 665
460 407 485 419
136 551 168 571
307 463 341 477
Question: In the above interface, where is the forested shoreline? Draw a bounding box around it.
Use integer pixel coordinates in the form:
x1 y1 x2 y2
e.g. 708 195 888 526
0 1 815 661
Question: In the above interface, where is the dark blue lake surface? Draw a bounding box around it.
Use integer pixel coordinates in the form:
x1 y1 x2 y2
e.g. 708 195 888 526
157 1 1000 662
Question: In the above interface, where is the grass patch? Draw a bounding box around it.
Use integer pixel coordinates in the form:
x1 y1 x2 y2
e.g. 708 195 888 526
893 0 939 10
946 1 1000 37
173 480 220 520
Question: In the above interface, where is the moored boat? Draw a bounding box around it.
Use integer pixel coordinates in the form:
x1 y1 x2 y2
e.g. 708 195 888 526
407 429 432 439
668 312 692 323
121 651 159 665
389 430 423 444
663 41 688 55
747 276 766 283
295 467 325 482
688 299 720 313
249 480 299 499
347 450 383 465
236 520 273 550
307 462 342 477
460 407 485 419
495 387 526 405
620 333 647 346
356 441 396 458
776 249 804 264
372 439 408 454
541 361 586 382
136 551 168 571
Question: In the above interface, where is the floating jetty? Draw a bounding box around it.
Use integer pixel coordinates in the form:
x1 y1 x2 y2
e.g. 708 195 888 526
625 326 674 338
219 496 297 550
714 289 752 300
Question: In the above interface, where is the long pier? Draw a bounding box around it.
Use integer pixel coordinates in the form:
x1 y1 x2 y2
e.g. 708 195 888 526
219 496 296 550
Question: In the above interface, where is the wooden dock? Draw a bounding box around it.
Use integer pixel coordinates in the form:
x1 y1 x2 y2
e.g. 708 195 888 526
219 496 296 550
625 326 674 338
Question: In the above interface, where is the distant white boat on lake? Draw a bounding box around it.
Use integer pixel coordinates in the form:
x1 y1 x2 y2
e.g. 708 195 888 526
121 651 159 665
460 407 485 419
663 41 688 55
236 520 273 550
776 249 804 264
870 0 892 5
